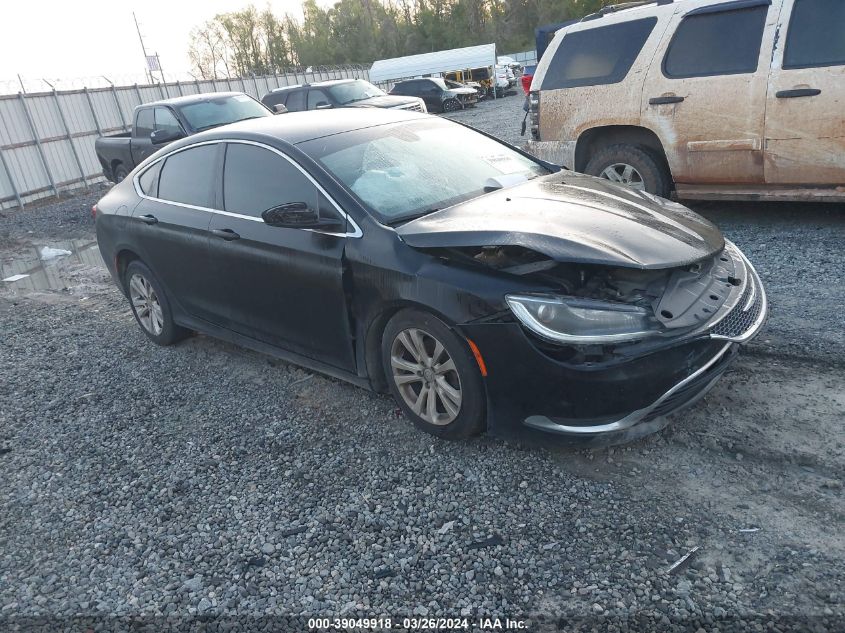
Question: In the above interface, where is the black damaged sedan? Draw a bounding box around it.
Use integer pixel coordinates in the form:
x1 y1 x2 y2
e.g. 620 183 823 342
95 109 767 443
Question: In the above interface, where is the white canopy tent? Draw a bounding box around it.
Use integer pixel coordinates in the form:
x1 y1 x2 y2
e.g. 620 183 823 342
368 43 497 84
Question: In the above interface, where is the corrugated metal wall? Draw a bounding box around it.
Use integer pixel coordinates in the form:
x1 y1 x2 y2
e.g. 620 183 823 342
0 65 369 210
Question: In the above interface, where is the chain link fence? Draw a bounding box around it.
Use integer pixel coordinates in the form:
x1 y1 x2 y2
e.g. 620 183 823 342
0 65 369 211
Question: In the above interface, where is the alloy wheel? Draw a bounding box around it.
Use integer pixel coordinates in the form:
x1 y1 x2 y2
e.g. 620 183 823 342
129 273 164 336
600 163 646 190
390 327 462 426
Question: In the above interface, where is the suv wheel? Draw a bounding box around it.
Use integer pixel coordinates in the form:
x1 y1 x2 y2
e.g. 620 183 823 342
442 99 462 113
382 309 485 439
585 144 671 198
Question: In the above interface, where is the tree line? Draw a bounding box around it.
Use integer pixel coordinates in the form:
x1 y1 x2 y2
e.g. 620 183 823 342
188 0 606 78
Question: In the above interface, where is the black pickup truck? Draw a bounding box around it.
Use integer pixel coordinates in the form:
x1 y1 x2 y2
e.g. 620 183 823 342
95 92 273 183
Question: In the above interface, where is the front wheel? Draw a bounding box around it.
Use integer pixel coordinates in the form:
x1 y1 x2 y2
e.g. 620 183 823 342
442 99 461 113
382 309 485 439
584 144 671 198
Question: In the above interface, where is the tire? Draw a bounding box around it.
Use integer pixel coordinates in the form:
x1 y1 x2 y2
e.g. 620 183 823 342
584 144 671 198
442 99 461 113
124 260 188 346
382 309 485 439
113 164 129 183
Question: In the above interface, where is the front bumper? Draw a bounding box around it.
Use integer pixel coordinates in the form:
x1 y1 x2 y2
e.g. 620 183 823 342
461 242 767 442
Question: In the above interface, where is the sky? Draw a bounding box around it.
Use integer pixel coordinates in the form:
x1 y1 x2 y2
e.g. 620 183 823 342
0 0 330 90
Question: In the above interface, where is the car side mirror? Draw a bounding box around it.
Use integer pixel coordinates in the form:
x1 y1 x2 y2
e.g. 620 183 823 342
262 202 344 232
273 104 288 114
315 102 332 110
150 128 184 145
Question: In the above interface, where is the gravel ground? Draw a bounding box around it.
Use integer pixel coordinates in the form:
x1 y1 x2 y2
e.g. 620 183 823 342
1 97 843 632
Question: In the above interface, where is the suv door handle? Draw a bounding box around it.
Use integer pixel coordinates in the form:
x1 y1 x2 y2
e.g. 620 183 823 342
138 214 158 225
649 95 685 105
211 228 240 241
775 88 821 99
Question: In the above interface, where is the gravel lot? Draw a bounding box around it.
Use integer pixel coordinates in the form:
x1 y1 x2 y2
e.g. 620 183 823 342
1 96 843 632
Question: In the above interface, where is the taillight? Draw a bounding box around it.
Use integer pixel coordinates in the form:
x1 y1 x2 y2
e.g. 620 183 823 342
92 204 98 219
521 74 533 95
529 90 540 141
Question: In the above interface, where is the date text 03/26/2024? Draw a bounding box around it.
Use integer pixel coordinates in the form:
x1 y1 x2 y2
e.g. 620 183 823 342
308 617 527 630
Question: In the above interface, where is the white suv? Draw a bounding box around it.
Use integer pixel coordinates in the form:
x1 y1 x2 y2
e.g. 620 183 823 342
525 0 845 202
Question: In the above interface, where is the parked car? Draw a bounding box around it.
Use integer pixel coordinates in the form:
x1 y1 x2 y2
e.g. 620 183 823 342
495 64 516 87
94 109 767 443
526 0 845 202
261 79 426 114
95 92 272 183
389 78 477 112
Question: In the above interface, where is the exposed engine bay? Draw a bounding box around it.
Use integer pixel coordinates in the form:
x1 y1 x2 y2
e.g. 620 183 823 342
430 243 746 334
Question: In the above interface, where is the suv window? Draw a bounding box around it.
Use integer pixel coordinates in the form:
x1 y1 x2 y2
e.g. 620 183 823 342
541 18 657 89
154 107 182 134
157 144 218 207
307 89 331 109
285 89 306 111
784 0 845 69
393 81 416 95
135 108 154 138
663 6 768 78
223 143 317 218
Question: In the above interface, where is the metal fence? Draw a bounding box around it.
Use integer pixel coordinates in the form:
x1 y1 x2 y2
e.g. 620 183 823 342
0 65 369 211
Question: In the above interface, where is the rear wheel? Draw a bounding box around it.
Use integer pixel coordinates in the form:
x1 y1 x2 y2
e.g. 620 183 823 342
585 144 671 198
124 260 188 346
382 309 485 439
113 164 129 183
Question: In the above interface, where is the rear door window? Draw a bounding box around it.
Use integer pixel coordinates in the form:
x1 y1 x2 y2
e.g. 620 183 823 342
783 0 845 69
663 5 768 78
285 90 306 111
541 18 657 89
223 143 317 218
134 108 154 138
157 144 218 207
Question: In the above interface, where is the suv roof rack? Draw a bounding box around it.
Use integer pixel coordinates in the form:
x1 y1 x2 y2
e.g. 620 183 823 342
581 0 673 21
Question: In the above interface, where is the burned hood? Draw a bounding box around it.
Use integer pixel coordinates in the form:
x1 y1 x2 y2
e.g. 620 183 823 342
395 172 725 269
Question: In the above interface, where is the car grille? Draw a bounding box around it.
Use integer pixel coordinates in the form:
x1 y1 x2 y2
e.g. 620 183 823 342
707 242 767 342
396 103 423 112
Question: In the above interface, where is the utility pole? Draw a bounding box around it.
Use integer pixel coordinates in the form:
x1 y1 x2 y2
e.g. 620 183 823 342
133 12 153 84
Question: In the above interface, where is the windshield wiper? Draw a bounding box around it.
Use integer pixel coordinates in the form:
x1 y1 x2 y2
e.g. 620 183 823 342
389 208 441 226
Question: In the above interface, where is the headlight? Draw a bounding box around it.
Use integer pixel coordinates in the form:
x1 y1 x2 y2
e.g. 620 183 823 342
506 294 663 344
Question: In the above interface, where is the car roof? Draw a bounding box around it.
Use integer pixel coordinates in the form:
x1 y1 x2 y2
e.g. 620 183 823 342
270 78 359 93
183 107 429 146
140 91 250 108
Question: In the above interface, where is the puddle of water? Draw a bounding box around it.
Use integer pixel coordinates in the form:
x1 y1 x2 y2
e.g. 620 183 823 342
0 239 103 292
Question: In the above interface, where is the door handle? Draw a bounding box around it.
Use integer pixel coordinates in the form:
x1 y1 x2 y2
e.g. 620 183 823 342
775 88 821 99
138 214 158 225
211 228 240 241
649 95 685 105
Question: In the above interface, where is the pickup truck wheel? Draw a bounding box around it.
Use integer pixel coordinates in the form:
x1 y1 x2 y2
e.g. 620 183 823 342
113 165 129 183
585 144 671 198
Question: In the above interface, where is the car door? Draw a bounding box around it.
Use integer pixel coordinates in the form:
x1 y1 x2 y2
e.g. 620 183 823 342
640 0 777 184
419 80 443 111
764 0 845 184
130 107 155 165
130 142 220 322
206 141 356 372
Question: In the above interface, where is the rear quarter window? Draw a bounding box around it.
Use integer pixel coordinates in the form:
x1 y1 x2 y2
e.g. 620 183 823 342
663 5 768 78
540 18 658 90
134 108 154 137
137 161 162 197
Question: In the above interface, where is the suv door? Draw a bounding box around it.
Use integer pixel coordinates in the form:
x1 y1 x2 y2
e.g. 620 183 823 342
206 141 356 372
130 143 220 322
765 0 845 184
417 80 443 111
641 0 776 184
